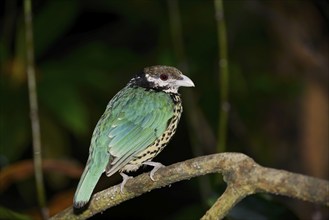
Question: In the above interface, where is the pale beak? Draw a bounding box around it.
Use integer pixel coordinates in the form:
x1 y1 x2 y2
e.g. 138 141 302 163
177 74 195 87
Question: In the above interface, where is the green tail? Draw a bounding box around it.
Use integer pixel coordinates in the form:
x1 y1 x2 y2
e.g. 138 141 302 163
73 159 106 209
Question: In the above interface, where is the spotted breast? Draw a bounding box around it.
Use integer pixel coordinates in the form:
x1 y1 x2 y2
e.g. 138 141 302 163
121 93 182 173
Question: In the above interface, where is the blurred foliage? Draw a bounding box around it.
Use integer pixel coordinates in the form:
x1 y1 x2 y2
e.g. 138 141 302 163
0 206 32 220
228 195 298 220
0 0 328 219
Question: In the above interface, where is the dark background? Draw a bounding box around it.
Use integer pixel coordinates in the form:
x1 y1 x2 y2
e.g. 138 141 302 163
0 0 328 219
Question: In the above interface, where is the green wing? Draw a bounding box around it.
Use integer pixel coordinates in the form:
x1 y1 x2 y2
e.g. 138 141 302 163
74 86 174 208
92 86 174 176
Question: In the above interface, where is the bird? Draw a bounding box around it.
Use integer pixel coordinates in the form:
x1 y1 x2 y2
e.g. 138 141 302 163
73 65 194 209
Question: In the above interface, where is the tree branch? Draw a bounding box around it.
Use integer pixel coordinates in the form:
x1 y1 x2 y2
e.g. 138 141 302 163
215 0 230 153
50 153 329 220
24 0 48 218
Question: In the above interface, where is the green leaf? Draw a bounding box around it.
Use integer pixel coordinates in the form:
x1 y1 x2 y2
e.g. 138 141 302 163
38 79 88 136
0 82 30 164
0 206 32 220
33 0 79 58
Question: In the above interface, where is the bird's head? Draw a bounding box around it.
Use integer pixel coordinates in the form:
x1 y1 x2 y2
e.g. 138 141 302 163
130 65 195 93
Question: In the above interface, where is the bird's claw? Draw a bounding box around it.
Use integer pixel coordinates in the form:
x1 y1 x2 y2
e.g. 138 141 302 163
142 161 165 181
119 172 133 193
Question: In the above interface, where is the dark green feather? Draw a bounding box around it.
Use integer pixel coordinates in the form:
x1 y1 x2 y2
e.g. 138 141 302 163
73 86 174 208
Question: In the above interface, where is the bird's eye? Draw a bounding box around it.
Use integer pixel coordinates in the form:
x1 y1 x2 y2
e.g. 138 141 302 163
160 73 168 81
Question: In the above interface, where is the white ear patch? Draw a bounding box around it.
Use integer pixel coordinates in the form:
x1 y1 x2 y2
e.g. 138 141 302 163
145 73 179 93
145 73 167 87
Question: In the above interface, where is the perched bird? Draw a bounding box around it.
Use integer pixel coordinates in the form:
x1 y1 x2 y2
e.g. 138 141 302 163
73 65 194 209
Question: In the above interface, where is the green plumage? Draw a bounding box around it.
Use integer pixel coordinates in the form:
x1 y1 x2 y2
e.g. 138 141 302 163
73 66 194 209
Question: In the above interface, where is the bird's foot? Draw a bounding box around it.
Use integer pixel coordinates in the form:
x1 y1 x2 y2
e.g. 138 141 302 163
142 161 165 181
119 172 133 193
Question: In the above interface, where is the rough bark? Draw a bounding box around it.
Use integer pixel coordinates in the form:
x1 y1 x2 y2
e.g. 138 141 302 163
50 153 329 220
